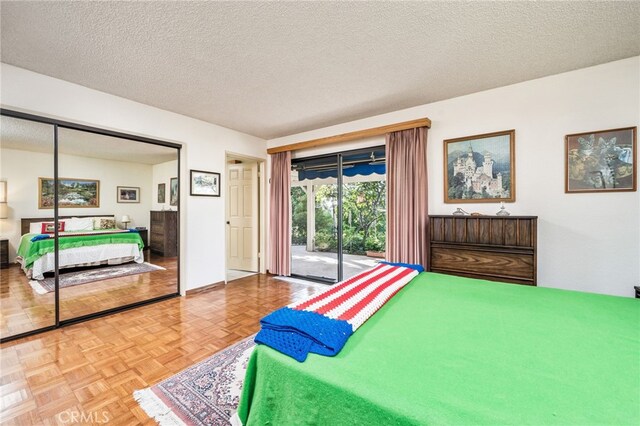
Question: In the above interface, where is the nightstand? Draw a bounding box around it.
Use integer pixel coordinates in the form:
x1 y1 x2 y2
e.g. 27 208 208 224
137 229 149 250
0 239 8 269
635 286 639 299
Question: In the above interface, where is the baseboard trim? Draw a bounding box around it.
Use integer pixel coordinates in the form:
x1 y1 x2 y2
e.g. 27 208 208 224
186 280 225 295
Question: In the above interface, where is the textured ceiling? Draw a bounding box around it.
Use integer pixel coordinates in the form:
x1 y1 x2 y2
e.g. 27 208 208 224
1 115 177 165
1 1 639 139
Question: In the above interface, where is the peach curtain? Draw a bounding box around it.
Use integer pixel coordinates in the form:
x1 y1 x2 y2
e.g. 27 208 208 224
386 127 429 268
268 151 291 276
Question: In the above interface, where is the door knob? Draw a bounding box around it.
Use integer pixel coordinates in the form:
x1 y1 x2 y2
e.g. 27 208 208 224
226 221 230 225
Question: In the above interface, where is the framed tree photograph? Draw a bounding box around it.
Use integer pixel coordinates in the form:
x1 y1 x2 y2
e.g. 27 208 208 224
158 183 166 203
170 177 179 206
117 186 140 203
190 170 221 197
565 127 636 193
444 130 515 203
39 177 100 209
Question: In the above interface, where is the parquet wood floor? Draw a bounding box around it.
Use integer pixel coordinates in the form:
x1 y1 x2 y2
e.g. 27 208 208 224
1 251 177 338
0 274 323 425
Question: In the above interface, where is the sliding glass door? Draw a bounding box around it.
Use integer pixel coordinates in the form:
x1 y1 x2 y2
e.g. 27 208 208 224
291 155 339 282
0 109 181 342
291 147 386 283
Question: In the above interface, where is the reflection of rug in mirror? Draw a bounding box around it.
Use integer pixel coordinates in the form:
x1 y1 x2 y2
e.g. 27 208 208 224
29 262 165 294
134 334 256 426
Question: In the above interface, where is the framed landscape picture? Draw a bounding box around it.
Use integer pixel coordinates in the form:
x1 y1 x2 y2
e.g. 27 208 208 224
444 130 515 203
170 177 179 206
158 183 166 203
190 170 220 197
117 186 140 203
565 127 636 193
39 177 100 209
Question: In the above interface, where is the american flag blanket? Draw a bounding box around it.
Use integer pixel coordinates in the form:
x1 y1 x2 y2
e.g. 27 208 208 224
255 262 423 362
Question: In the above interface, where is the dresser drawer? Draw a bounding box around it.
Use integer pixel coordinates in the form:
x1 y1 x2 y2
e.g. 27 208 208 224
150 212 164 221
150 232 165 248
431 246 534 281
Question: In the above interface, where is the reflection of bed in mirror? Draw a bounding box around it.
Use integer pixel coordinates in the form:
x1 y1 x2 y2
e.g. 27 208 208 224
17 215 144 280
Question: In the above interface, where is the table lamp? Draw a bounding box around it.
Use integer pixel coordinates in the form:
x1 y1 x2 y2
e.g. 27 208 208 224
121 215 131 229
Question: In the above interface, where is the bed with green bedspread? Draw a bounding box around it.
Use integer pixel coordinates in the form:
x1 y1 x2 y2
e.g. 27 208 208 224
17 231 144 270
237 272 639 425
16 231 145 280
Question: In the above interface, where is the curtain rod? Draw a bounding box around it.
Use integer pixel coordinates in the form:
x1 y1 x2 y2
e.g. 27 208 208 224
266 117 431 155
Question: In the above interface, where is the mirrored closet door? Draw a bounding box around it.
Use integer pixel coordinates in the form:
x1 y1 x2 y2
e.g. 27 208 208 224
0 115 57 338
0 110 180 342
57 127 179 322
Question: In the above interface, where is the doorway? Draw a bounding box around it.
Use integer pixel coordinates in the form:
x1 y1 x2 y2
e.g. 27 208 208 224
290 146 386 284
225 153 265 283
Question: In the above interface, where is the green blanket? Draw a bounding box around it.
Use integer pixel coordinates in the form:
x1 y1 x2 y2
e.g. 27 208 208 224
17 231 144 270
238 272 639 425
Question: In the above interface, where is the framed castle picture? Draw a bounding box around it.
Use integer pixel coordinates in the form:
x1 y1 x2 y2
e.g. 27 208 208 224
565 127 636 193
444 130 515 203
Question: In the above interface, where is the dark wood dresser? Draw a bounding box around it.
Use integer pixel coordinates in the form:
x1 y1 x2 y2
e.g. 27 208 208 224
428 215 537 286
150 211 178 257
0 239 9 269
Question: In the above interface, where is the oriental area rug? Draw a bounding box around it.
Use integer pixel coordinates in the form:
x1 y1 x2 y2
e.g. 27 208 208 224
29 262 165 294
134 334 256 426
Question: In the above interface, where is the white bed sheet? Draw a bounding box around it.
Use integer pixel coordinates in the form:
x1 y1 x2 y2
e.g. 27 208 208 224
24 243 143 280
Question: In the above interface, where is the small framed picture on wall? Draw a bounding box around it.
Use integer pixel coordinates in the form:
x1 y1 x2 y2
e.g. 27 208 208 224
190 170 221 197
117 186 140 203
158 183 166 203
565 126 636 193
170 177 179 206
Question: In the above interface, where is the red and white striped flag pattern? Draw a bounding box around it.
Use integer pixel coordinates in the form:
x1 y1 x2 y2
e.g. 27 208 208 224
289 263 419 330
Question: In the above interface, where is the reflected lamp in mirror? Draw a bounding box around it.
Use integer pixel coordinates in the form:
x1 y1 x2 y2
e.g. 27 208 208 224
121 215 131 229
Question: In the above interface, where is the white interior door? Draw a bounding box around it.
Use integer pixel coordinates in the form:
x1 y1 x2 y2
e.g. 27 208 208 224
227 162 258 272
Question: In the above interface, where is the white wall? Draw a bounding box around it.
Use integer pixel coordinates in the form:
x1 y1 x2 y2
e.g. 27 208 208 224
151 160 179 212
1 63 267 292
0 148 152 261
269 57 640 297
